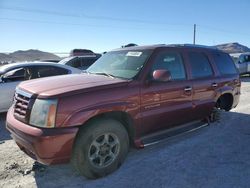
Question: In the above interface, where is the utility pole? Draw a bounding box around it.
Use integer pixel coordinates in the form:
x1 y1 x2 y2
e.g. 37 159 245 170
193 24 196 45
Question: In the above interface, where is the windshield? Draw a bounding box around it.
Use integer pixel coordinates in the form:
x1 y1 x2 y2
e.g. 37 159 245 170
58 57 75 65
87 50 152 79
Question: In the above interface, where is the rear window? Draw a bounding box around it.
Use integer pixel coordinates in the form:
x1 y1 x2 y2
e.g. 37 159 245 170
188 52 213 79
213 53 237 75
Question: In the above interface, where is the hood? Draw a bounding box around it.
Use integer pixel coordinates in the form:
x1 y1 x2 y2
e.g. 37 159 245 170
18 73 129 98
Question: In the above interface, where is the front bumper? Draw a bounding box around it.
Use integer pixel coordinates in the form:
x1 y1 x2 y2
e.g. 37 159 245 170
6 107 79 165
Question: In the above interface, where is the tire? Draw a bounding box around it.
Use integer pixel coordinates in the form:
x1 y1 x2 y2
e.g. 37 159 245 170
218 96 232 112
71 118 129 179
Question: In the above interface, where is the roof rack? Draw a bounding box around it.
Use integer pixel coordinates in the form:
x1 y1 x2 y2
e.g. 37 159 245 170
167 44 217 50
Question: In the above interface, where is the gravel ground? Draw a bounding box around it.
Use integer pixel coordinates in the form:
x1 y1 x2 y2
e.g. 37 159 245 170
1 78 250 188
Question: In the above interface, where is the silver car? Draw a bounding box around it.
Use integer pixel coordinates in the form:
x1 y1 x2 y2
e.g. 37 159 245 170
235 53 250 75
0 62 81 113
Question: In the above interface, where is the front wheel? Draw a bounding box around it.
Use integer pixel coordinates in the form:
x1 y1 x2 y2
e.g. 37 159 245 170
71 118 129 179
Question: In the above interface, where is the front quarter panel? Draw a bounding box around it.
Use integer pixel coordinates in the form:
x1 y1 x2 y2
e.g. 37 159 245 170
55 83 142 135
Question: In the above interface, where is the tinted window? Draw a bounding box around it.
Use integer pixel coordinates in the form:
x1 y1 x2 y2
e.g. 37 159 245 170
213 53 237 75
188 52 213 78
80 57 96 70
152 52 186 80
67 58 81 68
36 66 69 77
2 67 26 82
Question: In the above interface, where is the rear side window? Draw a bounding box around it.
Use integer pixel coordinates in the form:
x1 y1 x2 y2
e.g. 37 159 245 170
67 58 81 68
36 66 69 77
188 52 213 79
213 53 237 75
80 57 97 70
152 52 186 80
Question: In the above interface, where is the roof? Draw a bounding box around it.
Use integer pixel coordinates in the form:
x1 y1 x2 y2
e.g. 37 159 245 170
112 44 221 52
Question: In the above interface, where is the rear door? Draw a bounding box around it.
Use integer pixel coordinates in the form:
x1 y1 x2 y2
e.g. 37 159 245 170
140 49 193 135
186 51 217 120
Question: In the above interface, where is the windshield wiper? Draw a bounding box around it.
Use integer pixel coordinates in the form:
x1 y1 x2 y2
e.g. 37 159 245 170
90 72 115 78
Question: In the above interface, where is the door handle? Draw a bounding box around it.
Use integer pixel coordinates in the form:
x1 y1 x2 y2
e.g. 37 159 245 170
184 86 192 92
212 83 218 88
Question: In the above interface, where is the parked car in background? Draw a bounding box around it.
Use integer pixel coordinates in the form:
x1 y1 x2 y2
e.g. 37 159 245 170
6 44 240 179
58 49 101 70
234 53 250 75
0 62 81 113
58 54 101 70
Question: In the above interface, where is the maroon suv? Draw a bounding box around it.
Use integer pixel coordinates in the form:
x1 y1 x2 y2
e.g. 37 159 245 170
6 44 241 179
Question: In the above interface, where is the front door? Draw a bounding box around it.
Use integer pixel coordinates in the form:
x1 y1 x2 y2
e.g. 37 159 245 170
140 50 193 136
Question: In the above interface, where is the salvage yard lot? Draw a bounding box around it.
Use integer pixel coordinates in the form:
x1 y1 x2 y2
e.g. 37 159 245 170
1 78 250 188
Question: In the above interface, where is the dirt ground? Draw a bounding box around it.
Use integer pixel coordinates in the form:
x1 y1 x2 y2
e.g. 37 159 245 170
1 78 250 188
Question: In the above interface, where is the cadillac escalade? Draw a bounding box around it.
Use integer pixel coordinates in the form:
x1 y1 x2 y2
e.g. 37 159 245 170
6 44 241 179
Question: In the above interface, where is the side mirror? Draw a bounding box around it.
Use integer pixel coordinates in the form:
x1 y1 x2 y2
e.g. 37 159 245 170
152 69 171 82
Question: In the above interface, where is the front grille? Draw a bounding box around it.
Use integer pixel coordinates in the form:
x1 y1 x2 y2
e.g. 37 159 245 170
14 89 33 123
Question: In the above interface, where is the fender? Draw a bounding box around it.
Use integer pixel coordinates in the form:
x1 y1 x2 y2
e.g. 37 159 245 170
215 85 234 102
59 101 138 128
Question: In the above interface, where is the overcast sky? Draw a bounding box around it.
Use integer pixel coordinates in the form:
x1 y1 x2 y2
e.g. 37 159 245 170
0 0 249 54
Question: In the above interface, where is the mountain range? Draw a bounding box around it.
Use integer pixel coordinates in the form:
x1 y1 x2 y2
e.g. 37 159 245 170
0 49 60 63
213 42 250 54
0 43 250 63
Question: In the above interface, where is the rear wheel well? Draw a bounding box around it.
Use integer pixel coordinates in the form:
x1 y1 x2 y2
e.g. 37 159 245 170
216 93 234 111
78 111 135 146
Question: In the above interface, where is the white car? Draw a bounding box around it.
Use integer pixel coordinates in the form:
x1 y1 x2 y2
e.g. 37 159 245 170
235 53 250 75
0 62 82 113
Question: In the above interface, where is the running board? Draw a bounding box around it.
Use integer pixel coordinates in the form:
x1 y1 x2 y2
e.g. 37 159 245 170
141 121 208 147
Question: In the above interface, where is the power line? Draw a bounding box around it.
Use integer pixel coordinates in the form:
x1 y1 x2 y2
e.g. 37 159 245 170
0 6 191 27
1 6 249 44
198 24 249 36
0 17 190 32
0 6 79 18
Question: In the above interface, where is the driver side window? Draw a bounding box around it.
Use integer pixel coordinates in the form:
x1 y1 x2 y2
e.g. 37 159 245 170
2 68 26 82
151 52 186 80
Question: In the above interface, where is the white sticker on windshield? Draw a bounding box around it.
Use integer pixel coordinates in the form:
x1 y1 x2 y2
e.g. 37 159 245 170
126 51 142 57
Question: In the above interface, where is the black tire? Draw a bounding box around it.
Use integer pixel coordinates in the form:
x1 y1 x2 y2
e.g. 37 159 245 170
71 118 129 179
217 96 232 112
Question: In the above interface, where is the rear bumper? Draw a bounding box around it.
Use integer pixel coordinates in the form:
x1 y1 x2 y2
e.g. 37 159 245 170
6 107 79 165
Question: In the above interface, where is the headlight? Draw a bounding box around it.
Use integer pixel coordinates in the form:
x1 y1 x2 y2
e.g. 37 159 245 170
29 99 57 128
